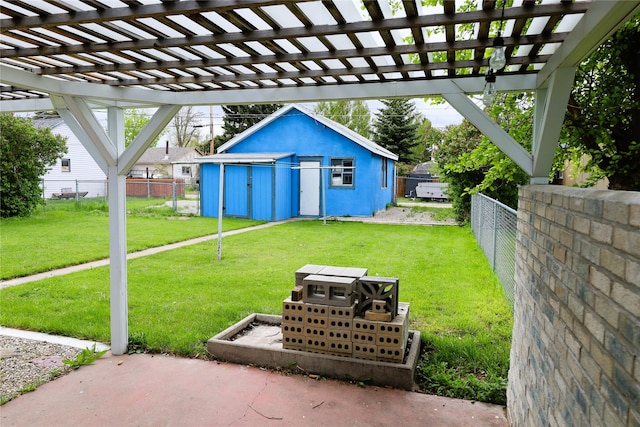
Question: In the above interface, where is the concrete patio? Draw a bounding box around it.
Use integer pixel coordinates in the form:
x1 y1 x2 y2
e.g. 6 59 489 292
0 350 507 427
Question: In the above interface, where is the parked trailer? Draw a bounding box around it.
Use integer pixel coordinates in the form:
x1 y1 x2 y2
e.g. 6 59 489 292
414 182 448 201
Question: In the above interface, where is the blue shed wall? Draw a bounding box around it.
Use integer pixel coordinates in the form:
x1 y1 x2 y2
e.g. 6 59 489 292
201 163 220 217
250 164 272 220
372 157 395 212
225 165 250 217
201 156 294 220
275 157 293 221
223 109 393 217
290 165 300 218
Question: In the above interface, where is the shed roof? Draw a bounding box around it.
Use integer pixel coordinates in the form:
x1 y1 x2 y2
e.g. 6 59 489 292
218 104 399 161
195 152 295 164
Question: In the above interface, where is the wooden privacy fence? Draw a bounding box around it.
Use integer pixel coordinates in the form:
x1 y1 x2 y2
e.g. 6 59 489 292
395 176 406 198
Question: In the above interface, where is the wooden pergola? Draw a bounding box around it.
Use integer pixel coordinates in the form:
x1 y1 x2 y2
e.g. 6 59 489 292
1 0 638 354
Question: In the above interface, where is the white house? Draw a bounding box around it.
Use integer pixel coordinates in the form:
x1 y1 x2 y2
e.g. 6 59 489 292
129 146 202 185
34 115 107 199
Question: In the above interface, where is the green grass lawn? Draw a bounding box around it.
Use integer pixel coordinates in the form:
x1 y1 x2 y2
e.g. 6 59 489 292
0 198 263 279
0 218 512 404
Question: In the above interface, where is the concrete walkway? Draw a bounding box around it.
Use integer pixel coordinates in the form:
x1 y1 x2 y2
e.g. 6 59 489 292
0 350 508 427
0 220 291 289
0 327 109 352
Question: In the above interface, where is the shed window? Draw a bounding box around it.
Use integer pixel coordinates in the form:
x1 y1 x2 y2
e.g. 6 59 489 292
61 158 70 172
182 166 191 176
381 159 388 189
331 158 354 187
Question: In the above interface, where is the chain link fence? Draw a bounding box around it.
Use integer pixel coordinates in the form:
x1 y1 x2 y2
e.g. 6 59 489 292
471 193 517 311
41 179 198 214
42 179 108 201
41 179 189 200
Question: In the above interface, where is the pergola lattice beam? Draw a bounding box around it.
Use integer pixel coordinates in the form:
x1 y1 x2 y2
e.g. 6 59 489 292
537 0 640 87
0 1 295 31
12 34 564 77
0 64 538 107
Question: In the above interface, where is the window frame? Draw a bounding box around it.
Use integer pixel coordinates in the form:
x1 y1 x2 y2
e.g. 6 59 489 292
381 159 388 189
330 157 355 188
61 158 70 172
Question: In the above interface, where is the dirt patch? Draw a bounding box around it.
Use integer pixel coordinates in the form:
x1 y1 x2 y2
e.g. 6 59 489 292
331 206 456 226
162 200 455 225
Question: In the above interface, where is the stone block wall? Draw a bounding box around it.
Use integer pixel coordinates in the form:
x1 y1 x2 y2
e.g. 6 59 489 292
508 186 639 426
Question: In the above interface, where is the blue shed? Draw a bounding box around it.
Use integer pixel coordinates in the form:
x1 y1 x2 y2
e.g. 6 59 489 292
198 104 398 221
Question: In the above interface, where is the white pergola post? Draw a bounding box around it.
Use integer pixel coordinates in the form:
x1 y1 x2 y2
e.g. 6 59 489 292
530 67 577 184
217 163 224 261
49 96 179 355
107 107 129 355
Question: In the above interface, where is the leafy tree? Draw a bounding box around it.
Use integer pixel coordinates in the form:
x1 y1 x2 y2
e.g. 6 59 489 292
371 98 421 164
1 113 67 217
125 109 147 147
217 104 283 146
412 118 444 163
451 92 533 208
314 100 371 138
124 108 167 148
171 106 202 148
564 14 640 190
434 119 483 223
436 92 536 222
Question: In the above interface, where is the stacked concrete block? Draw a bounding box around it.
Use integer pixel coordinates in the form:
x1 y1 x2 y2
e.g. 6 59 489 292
365 299 393 321
326 303 355 356
351 317 378 361
294 264 325 287
376 303 410 362
281 297 307 351
356 276 399 318
302 274 357 306
282 265 410 363
294 264 368 287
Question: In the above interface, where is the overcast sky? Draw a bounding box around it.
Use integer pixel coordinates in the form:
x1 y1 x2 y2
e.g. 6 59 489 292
194 98 464 142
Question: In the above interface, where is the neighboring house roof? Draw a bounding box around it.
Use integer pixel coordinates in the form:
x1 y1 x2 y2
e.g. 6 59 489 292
136 147 201 165
217 104 399 161
32 116 64 130
412 162 436 174
195 152 295 164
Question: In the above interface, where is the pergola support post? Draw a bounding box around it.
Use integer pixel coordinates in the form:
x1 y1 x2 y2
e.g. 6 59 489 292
530 67 577 184
107 107 128 355
50 97 179 354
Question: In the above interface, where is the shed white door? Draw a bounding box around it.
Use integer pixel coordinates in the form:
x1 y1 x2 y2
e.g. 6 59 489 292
299 161 320 216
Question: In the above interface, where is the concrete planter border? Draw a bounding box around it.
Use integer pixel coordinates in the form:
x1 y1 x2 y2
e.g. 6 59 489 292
207 313 421 391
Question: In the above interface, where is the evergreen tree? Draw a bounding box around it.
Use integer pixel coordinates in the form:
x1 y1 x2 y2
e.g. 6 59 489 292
314 100 371 138
217 104 283 146
371 98 421 163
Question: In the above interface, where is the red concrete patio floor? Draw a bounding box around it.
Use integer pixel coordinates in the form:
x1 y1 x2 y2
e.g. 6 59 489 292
1 352 507 427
